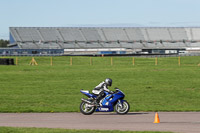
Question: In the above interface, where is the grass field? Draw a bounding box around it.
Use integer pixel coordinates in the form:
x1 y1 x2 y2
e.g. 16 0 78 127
0 56 200 112
0 127 173 133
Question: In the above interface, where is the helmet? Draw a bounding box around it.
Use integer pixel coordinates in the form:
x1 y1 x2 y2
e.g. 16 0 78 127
105 78 112 86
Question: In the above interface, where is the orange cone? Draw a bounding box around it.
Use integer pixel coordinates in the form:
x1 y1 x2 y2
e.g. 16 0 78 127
153 112 160 123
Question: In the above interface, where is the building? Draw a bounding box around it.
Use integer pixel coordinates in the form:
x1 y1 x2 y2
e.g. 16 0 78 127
5 27 200 56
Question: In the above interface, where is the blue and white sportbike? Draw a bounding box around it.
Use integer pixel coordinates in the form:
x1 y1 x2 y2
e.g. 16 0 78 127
80 88 130 115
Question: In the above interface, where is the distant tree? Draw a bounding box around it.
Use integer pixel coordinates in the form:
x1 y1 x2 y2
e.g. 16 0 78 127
0 39 9 47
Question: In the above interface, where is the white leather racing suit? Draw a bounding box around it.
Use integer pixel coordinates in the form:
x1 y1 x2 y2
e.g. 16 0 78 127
92 81 111 105
92 81 111 94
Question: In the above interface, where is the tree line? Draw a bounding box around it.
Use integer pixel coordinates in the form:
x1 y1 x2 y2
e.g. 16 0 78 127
0 39 9 47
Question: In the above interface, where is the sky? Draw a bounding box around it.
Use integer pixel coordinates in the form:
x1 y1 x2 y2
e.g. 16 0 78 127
1 0 200 39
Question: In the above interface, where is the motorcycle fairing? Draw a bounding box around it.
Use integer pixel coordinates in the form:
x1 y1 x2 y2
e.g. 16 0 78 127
96 106 114 112
96 90 125 112
80 90 97 98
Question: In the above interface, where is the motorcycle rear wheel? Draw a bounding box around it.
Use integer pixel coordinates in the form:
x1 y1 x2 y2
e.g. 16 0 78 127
80 101 96 115
115 100 130 115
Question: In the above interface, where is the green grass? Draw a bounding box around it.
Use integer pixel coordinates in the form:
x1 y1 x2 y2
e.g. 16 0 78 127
0 56 200 112
0 127 173 133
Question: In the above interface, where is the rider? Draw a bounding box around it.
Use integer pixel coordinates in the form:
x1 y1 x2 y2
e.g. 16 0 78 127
92 78 113 106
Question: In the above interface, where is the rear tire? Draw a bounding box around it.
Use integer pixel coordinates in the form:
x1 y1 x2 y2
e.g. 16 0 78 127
80 101 96 115
115 100 130 115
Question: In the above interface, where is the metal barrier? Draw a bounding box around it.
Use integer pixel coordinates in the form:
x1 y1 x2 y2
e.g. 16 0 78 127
0 58 15 65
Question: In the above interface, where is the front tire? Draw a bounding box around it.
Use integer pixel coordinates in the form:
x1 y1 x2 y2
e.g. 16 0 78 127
115 100 130 115
80 101 96 115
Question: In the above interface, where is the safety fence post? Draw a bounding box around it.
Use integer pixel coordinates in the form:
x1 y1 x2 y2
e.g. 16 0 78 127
178 56 181 66
70 57 72 66
50 57 53 66
90 57 92 65
155 57 158 66
16 57 18 65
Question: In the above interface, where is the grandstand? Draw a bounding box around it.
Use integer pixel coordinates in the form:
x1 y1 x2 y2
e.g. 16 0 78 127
6 27 200 55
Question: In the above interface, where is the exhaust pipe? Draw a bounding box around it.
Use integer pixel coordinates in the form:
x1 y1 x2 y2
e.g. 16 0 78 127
81 98 92 104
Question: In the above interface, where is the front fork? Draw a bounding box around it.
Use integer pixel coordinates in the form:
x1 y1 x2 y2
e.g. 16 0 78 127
117 99 124 109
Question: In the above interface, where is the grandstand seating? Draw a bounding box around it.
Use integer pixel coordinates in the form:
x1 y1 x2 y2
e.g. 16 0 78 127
184 28 192 40
101 42 121 48
168 28 188 41
63 43 77 49
189 42 200 47
147 28 171 41
20 42 38 49
102 28 129 41
59 28 85 42
162 42 187 49
39 28 63 42
78 42 102 48
80 28 102 41
120 42 144 49
17 28 42 42
124 28 144 41
144 42 164 49
10 28 22 42
96 29 107 41
191 28 200 41
9 27 200 50
140 28 150 41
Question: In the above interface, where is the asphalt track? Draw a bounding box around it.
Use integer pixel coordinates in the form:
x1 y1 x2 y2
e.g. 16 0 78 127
0 112 200 133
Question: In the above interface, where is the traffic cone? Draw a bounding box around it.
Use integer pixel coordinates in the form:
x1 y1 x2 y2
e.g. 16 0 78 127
153 112 160 123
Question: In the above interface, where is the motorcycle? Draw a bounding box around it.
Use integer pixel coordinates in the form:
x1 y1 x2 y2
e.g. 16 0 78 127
80 88 130 115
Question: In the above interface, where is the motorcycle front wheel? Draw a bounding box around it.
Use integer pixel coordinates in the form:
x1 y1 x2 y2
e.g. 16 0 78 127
115 100 130 115
80 101 96 115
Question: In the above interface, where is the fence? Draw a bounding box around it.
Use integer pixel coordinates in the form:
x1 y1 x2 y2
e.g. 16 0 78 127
1 56 200 67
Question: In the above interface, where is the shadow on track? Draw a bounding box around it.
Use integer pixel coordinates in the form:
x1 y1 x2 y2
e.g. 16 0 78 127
94 112 149 115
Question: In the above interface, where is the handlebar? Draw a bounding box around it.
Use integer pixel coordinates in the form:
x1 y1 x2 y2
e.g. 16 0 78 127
110 90 119 94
